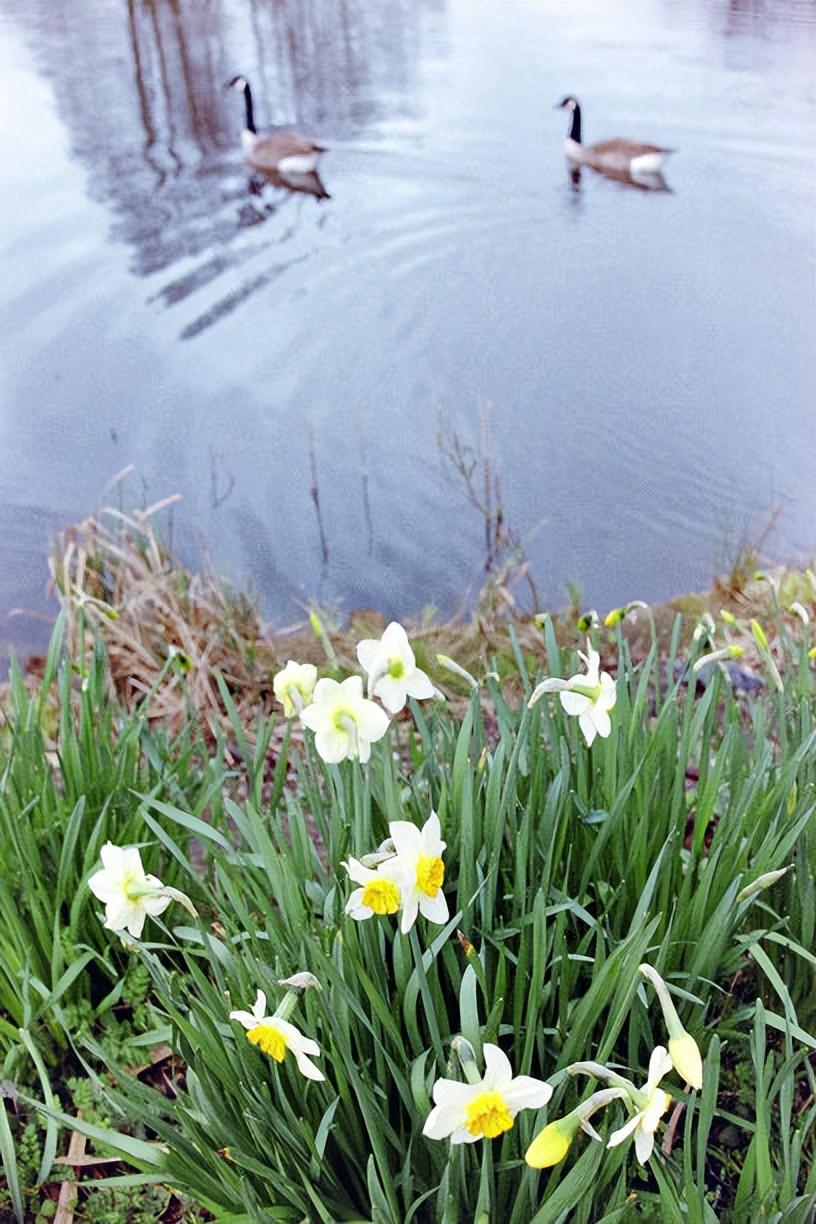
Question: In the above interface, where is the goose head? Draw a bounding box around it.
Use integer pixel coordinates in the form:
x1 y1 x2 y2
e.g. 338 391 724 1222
554 95 579 112
227 75 248 92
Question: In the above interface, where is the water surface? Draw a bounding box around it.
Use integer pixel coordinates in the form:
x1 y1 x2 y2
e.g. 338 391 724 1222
1 0 814 663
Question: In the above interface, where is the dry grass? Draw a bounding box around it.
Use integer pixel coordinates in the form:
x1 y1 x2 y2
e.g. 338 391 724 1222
19 498 811 739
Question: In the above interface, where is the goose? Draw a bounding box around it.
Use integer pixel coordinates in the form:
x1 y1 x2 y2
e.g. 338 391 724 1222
555 96 673 176
227 76 326 175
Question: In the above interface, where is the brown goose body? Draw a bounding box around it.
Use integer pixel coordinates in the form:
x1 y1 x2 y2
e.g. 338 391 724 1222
229 76 326 175
557 97 673 176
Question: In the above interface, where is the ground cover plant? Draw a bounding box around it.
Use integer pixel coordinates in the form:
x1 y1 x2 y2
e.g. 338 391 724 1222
1 581 814 1222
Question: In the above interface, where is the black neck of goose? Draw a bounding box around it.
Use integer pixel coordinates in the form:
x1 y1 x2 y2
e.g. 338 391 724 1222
569 104 581 143
243 83 256 133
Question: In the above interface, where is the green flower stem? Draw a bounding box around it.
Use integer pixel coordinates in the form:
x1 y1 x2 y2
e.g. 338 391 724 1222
409 926 445 1068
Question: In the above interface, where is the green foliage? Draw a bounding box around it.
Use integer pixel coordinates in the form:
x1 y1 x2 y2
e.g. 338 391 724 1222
1 612 814 1221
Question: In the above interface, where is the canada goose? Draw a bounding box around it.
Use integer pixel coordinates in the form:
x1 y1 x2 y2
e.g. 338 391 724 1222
555 96 673 176
227 76 326 175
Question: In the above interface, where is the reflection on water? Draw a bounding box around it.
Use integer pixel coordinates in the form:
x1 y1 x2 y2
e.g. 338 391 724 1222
0 0 814 665
568 164 672 194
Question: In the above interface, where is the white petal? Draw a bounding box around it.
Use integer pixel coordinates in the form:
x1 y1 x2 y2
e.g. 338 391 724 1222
388 821 422 860
421 811 444 852
607 1113 642 1148
99 843 127 874
229 1009 258 1030
338 675 364 700
634 1128 654 1163
356 699 390 742
381 621 412 665
343 859 375 886
599 672 617 709
314 728 350 764
504 1076 553 1112
419 889 449 925
373 676 408 715
423 1104 456 1140
88 869 120 903
400 896 419 934
432 1080 479 1110
482 1044 514 1090
578 710 597 746
450 1127 481 1145
405 668 435 700
299 703 330 733
528 678 568 707
647 1046 673 1091
592 707 612 739
142 893 172 917
292 1050 325 1081
345 892 374 921
560 689 591 716
356 639 382 675
253 990 268 1019
312 677 341 703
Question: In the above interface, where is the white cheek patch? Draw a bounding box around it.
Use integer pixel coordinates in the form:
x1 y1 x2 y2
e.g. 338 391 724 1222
233 76 247 90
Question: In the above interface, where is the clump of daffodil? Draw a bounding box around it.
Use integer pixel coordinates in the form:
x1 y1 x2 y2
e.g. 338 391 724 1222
356 621 435 714
525 1088 626 1168
229 986 324 1081
423 1037 552 1144
343 811 448 934
88 842 196 939
273 660 317 718
300 675 389 763
528 640 616 746
638 963 703 1090
570 1049 674 1164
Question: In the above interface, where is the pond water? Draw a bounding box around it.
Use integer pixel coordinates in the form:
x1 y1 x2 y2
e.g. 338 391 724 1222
1 0 814 664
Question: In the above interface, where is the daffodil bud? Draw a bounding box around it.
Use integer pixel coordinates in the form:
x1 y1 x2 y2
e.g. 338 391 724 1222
451 1036 481 1085
737 866 790 901
276 971 321 992
577 609 599 631
809 647 816 660
436 654 479 689
789 601 810 625
750 619 769 651
719 608 737 626
604 607 626 628
525 1114 580 1168
638 964 703 1090
692 645 744 673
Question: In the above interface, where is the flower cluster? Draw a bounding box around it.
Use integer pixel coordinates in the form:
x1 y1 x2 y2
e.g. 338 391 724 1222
344 811 448 935
274 621 435 764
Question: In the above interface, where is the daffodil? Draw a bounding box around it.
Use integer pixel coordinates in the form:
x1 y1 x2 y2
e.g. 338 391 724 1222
387 810 449 934
606 1046 673 1164
273 660 317 718
357 622 435 714
300 676 389 763
229 989 324 1081
528 640 616 746
342 857 402 921
423 1041 552 1144
342 812 448 934
638 964 703 1090
525 1088 627 1168
88 842 195 939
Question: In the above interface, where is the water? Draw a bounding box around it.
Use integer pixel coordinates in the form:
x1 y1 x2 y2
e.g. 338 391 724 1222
1 0 814 664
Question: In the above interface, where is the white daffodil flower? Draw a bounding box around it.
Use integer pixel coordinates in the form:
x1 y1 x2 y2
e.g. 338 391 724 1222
387 811 449 934
342 856 402 921
423 1042 552 1144
88 842 195 939
528 640 617 746
229 989 324 1081
356 621 435 715
300 676 390 764
273 660 317 718
606 1046 673 1164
